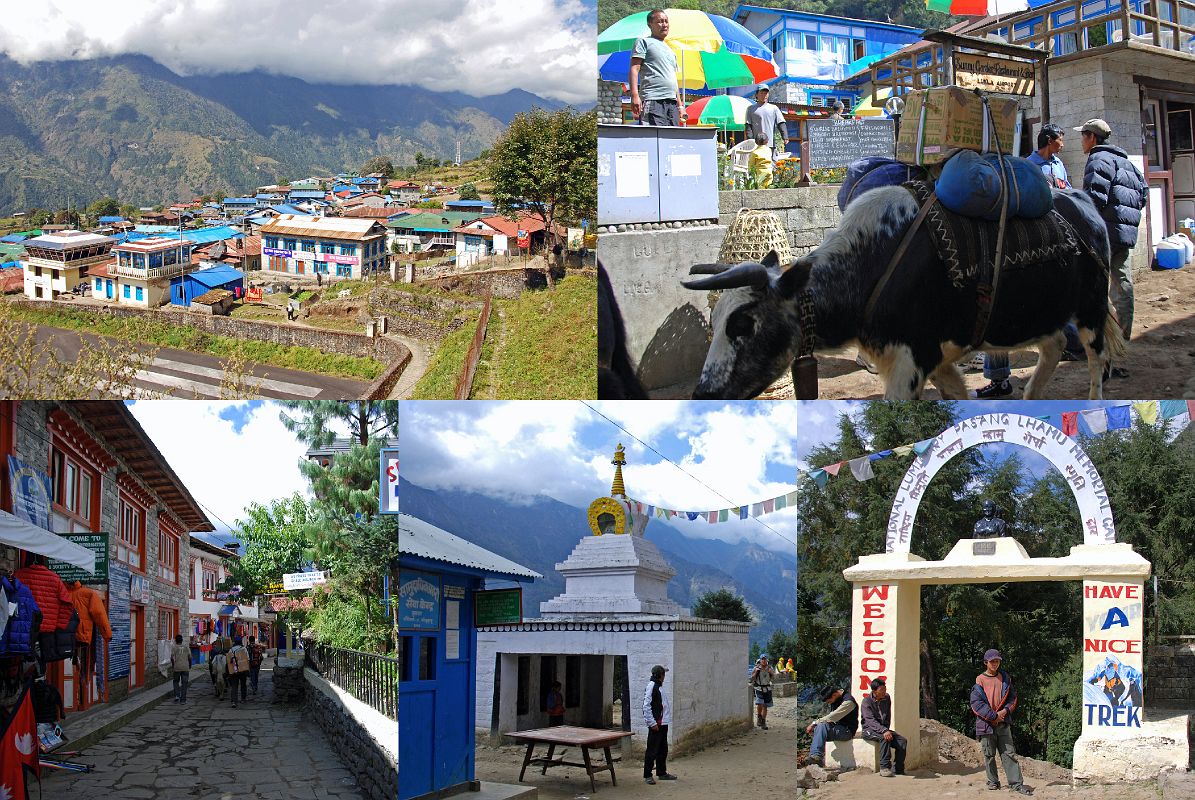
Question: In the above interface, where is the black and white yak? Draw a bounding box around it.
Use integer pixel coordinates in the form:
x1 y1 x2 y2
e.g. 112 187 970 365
683 185 1125 400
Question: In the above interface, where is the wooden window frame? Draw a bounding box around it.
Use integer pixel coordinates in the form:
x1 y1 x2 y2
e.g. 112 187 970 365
117 492 148 572
157 605 179 642
48 437 101 534
158 523 180 585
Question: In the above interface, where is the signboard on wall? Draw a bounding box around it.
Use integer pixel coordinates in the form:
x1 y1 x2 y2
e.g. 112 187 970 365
399 570 440 630
806 118 896 169
7 455 51 529
1082 580 1144 733
380 448 399 515
952 53 1035 96
262 247 293 258
108 560 131 680
48 534 109 585
474 587 522 626
130 573 151 604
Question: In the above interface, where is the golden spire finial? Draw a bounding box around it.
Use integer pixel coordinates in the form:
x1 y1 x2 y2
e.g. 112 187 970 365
611 443 627 497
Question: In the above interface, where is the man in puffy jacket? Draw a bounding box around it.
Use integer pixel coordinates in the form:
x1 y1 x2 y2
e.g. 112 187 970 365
970 649 1032 795
1077 118 1148 379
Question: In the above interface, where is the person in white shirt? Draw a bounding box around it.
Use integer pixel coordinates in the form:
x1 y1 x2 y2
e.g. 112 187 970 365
642 664 677 784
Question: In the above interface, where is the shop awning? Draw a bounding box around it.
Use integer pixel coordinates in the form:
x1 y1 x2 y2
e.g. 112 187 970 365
0 509 95 572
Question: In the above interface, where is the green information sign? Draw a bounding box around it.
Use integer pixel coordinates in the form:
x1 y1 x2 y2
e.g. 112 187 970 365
474 588 523 626
47 533 109 586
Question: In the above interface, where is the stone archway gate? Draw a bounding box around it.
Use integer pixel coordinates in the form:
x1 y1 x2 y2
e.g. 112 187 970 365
840 414 1185 783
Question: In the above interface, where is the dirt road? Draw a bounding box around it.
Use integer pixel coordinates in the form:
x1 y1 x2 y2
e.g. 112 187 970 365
760 264 1195 400
474 696 797 799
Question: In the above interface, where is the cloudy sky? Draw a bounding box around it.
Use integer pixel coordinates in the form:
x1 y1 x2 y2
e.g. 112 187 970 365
0 0 597 104
128 400 313 541
400 401 799 553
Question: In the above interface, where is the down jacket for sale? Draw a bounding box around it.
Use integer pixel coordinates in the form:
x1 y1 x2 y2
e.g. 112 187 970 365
0 576 43 656
1082 144 1148 249
70 581 113 644
14 563 74 633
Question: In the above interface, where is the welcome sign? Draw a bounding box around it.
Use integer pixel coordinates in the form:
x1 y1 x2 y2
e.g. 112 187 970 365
399 570 440 630
1082 580 1144 734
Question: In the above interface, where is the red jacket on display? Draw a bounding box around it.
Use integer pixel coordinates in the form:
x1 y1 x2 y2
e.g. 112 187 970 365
15 564 74 633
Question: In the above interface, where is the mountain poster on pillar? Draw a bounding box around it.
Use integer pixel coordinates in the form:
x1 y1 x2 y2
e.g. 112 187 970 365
1082 579 1144 732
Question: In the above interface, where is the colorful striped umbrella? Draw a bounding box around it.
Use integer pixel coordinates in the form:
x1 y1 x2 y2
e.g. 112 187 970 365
598 9 778 90
683 95 753 129
925 0 1027 14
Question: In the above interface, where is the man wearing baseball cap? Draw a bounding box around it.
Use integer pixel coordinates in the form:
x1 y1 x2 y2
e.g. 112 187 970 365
643 664 677 784
1075 117 1148 380
745 84 789 157
970 649 1032 794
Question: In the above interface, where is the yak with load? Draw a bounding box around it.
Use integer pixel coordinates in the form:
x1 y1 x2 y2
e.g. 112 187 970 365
683 182 1123 400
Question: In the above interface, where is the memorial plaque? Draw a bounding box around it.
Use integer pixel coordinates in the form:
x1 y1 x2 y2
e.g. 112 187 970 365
807 118 896 169
474 587 523 626
973 541 997 556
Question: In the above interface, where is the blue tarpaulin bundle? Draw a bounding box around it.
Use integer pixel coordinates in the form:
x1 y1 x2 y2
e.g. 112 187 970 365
935 150 1053 221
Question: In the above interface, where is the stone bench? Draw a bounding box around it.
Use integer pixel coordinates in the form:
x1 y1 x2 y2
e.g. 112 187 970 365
825 729 940 772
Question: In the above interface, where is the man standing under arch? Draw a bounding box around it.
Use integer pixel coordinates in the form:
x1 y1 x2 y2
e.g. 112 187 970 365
970 649 1033 795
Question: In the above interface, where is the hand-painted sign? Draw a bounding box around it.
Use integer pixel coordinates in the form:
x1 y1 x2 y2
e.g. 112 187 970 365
474 587 522 626
517 230 530 248
48 534 109 585
7 456 51 529
1082 580 1144 734
246 287 264 303
130 574 151 604
887 414 1114 553
108 560 131 680
851 584 893 692
380 448 399 515
952 53 1035 96
399 570 440 630
283 570 328 591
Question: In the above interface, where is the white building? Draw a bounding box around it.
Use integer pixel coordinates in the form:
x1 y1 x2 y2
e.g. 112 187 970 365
187 536 263 662
259 215 388 279
21 230 115 300
93 236 194 307
475 446 751 753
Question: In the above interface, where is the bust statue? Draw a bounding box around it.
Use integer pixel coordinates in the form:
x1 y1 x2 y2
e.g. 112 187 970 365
974 500 1008 538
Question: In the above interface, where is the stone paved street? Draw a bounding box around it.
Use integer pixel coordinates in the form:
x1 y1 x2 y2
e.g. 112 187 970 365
45 665 367 800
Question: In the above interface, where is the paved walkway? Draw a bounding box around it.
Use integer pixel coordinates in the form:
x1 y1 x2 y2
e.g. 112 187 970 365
45 666 367 799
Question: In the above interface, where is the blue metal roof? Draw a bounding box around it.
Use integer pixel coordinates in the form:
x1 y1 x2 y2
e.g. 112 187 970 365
223 197 257 204
444 200 492 208
0 234 26 243
98 216 126 224
255 193 278 200
269 204 312 216
400 514 540 580
188 264 244 289
351 177 378 185
288 190 325 198
182 226 243 246
111 231 153 244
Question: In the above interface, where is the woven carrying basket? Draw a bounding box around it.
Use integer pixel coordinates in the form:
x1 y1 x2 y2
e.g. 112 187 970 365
718 208 792 265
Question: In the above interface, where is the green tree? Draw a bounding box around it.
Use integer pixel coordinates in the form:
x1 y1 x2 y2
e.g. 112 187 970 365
26 208 49 226
692 588 754 622
487 107 597 250
118 203 138 220
361 155 395 178
457 182 481 201
219 493 314 603
86 197 120 221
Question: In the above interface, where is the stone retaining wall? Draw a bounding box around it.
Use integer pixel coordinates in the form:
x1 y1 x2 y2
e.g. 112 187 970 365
303 667 397 800
1147 642 1195 705
598 80 623 125
718 185 843 256
11 299 410 399
420 266 549 298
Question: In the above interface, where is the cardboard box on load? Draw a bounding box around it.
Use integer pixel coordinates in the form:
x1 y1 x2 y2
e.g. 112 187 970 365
896 86 1021 165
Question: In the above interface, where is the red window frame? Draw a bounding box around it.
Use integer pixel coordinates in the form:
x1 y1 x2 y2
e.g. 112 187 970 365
48 440 101 534
157 517 181 585
117 493 148 572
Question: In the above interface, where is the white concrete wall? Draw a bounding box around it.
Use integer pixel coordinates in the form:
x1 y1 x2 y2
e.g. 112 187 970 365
671 626 750 736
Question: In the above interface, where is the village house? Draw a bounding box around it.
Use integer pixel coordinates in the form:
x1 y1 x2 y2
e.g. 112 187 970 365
386 211 484 253
222 197 260 215
21 230 116 300
444 199 496 214
0 400 211 712
259 214 389 278
340 206 412 222
388 181 422 203
169 263 246 308
341 191 388 210
91 236 194 307
187 536 263 664
191 234 261 273
453 212 562 262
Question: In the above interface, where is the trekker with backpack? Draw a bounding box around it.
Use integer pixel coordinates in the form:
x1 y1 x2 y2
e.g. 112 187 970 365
210 643 228 701
247 636 264 695
227 637 251 707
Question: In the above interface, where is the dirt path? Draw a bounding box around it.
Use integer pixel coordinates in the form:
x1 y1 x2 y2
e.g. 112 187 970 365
482 308 509 400
474 695 797 799
386 331 432 399
758 265 1195 400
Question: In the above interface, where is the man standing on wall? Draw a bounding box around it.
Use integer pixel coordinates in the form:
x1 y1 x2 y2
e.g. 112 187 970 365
970 649 1033 795
643 664 678 784
1077 118 1148 380
629 10 683 127
744 85 789 158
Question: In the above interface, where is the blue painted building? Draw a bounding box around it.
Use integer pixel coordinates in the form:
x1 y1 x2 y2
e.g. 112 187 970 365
733 4 923 107
443 199 496 214
222 197 259 214
169 264 245 307
399 514 540 800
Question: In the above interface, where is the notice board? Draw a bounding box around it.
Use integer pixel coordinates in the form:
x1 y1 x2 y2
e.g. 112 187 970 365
108 560 130 680
806 118 896 169
474 587 523 626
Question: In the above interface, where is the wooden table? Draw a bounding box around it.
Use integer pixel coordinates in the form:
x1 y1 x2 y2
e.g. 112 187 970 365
506 726 634 792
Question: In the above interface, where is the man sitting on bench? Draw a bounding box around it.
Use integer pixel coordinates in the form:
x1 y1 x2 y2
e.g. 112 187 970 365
861 678 907 777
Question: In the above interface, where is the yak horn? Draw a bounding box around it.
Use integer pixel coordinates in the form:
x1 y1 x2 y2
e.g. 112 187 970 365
688 263 729 275
682 261 773 290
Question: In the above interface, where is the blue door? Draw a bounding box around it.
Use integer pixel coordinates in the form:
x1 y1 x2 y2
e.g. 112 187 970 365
105 279 114 299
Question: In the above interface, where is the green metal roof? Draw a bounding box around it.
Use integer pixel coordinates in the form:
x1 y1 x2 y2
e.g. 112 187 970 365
385 211 483 232
0 243 27 258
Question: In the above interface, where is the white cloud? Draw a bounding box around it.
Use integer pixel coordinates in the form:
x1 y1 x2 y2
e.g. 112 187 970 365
401 400 798 551
0 0 596 104
127 401 310 534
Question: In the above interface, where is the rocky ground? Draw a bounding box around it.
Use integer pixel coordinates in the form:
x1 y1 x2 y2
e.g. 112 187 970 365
759 263 1195 400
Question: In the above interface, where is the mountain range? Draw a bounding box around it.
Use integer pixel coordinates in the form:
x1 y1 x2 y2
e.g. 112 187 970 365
399 481 797 645
0 54 569 212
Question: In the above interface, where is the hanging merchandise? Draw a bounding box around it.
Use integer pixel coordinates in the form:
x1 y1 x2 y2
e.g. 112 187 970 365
14 560 75 662
0 576 43 657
